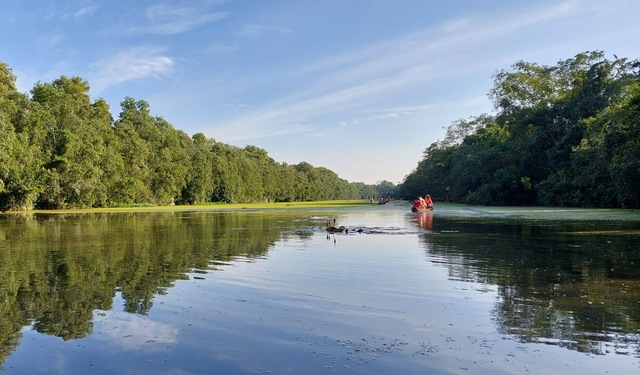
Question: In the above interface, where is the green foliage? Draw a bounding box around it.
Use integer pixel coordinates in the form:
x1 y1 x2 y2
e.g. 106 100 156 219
0 62 376 211
571 79 640 207
400 51 640 208
375 180 397 198
0 63 45 210
30 76 114 208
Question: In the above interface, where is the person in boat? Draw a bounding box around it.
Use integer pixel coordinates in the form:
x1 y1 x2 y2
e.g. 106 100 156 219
424 195 433 209
412 197 426 210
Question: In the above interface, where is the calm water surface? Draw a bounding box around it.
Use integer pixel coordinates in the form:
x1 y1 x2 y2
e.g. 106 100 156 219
0 203 639 374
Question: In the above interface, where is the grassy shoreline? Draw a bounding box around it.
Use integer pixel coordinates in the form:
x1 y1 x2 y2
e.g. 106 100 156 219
1 200 379 215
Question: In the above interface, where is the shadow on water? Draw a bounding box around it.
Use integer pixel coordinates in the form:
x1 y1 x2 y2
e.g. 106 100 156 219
416 209 640 358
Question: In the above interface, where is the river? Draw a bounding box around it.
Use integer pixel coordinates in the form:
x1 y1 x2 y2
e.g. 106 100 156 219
0 203 639 374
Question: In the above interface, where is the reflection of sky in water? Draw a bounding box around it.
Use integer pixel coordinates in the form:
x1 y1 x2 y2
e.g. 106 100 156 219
93 304 179 351
12 304 180 374
2 204 640 374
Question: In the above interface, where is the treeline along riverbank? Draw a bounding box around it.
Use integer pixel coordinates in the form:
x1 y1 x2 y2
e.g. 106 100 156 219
399 51 640 208
0 61 386 211
4 51 638 211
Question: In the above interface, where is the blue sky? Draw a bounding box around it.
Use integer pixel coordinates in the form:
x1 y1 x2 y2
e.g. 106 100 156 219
2 0 639 184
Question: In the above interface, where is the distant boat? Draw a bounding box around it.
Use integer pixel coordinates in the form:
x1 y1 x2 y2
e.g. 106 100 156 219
411 206 433 213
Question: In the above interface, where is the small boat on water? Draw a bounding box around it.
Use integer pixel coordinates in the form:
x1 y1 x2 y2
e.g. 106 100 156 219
411 206 433 213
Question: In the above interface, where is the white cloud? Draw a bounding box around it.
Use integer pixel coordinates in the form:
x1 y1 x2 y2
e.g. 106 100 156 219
90 46 175 93
204 0 594 143
207 44 238 54
126 4 228 35
222 103 249 110
237 24 291 37
346 104 437 126
37 33 65 47
43 2 99 22
73 5 99 21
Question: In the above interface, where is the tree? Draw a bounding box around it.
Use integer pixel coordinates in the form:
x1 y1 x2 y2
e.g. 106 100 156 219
572 79 640 207
0 63 45 210
30 76 114 208
401 51 640 207
180 133 215 204
112 98 155 204
0 59 379 210
375 180 397 198
294 162 322 201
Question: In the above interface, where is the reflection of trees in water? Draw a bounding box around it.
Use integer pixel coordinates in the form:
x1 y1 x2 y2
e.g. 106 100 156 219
496 279 640 356
420 218 640 357
0 211 306 366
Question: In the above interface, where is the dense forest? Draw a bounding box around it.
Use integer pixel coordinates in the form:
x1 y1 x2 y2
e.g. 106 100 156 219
399 51 640 208
0 61 387 211
4 51 638 211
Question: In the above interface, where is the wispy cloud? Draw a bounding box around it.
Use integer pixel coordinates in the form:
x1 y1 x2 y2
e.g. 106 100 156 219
295 0 587 90
125 3 228 35
37 33 65 47
237 24 291 37
222 103 249 111
90 46 175 93
73 5 99 21
207 0 588 142
347 104 438 126
207 44 238 54
43 2 99 22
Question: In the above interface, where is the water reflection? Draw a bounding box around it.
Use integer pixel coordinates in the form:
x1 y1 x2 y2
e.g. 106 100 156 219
1 206 639 373
415 212 433 230
0 211 314 367
419 216 640 357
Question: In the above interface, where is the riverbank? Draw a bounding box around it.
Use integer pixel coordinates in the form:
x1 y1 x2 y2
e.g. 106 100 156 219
0 200 379 215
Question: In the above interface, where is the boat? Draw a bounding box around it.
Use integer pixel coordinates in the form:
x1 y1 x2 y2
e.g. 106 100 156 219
411 206 433 213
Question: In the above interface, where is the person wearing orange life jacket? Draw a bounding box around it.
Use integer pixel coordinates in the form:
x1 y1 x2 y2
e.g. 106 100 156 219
412 197 425 210
424 195 433 209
